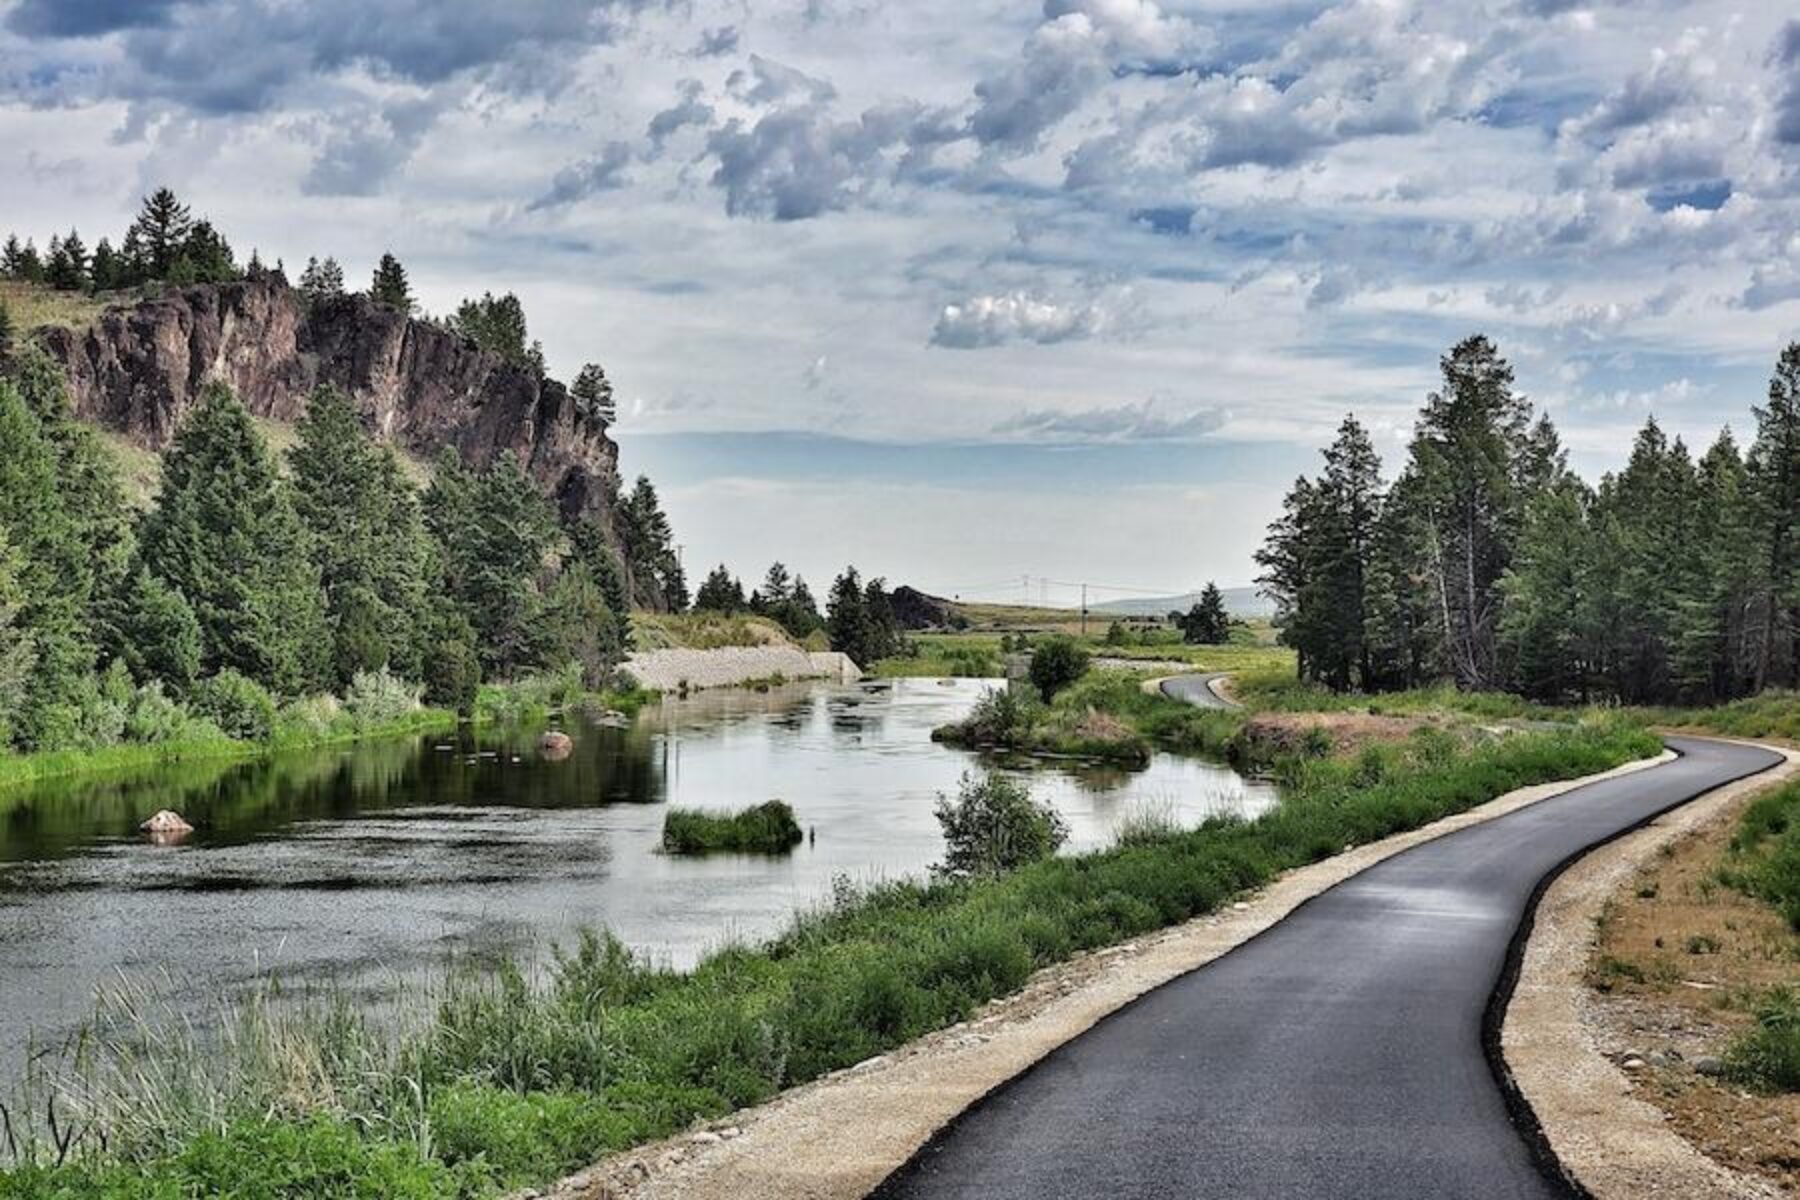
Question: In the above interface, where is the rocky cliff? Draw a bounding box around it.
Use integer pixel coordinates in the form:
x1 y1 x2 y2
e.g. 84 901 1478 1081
34 272 620 525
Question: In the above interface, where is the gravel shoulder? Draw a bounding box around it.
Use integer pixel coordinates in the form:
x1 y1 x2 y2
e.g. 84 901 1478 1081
537 750 1674 1200
1502 739 1800 1200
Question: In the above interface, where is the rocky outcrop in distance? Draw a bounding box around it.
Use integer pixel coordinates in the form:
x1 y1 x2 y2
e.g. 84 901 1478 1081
34 272 621 527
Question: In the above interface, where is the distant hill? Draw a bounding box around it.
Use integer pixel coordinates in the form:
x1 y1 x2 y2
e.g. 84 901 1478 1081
1091 586 1274 620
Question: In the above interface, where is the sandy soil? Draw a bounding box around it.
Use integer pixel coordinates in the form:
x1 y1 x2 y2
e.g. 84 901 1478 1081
529 752 1675 1200
1503 741 1799 1200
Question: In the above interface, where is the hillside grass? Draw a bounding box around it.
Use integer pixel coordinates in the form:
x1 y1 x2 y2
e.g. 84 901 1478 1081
0 718 1658 1197
0 279 126 335
630 612 797 652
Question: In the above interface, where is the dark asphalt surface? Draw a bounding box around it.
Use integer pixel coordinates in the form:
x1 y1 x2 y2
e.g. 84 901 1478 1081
874 731 1782 1200
1159 672 1237 710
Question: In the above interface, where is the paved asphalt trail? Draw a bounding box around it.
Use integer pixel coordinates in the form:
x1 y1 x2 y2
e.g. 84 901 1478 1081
1158 672 1237 710
874 688 1781 1200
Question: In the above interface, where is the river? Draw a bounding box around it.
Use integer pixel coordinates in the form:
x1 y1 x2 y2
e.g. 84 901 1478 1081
0 677 1274 1085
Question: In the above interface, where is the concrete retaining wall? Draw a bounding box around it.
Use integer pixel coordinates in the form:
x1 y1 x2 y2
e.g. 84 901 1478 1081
622 646 862 692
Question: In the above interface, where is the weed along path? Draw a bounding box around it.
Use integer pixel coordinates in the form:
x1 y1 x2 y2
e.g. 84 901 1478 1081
869 734 1784 1200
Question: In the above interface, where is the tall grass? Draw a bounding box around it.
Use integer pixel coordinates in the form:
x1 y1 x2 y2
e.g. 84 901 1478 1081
661 801 804 854
0 718 1658 1197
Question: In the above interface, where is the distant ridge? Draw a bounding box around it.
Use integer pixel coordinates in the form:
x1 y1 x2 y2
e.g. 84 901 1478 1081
1090 586 1273 619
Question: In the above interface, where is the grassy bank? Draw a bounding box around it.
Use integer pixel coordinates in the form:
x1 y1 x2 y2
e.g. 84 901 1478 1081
874 631 1292 680
931 670 1248 768
0 672 658 796
1 718 1658 1197
662 801 804 854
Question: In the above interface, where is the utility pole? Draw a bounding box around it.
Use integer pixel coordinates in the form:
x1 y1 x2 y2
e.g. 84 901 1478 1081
1081 583 1088 637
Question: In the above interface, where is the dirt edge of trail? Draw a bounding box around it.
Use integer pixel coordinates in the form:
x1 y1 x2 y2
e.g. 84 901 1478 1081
533 750 1677 1200
1503 740 1799 1200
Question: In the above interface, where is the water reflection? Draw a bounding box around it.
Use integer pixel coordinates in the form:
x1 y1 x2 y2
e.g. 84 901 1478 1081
0 678 1275 1085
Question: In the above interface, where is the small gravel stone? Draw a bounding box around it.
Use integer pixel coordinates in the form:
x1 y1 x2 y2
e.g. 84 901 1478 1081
1693 1055 1727 1077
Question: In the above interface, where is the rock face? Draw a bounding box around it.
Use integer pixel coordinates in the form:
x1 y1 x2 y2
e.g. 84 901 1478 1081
889 586 962 631
35 272 621 526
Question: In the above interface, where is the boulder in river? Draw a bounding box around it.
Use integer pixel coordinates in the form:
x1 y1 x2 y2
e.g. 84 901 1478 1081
140 810 194 842
539 730 574 760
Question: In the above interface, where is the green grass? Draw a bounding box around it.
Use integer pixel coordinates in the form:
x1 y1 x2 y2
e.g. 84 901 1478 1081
1717 777 1800 930
1635 691 1800 745
0 717 1658 1196
1726 986 1800 1094
662 801 804 854
1 279 125 335
630 612 795 652
876 632 1293 681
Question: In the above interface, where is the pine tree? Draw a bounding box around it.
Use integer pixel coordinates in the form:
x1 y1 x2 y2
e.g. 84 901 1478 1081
1498 480 1592 700
138 384 328 695
452 292 543 371
619 475 684 610
1587 419 1696 701
1673 431 1762 701
128 188 194 279
827 567 871 664
177 220 236 283
787 575 823 638
1408 335 1536 691
46 229 87 290
694 564 744 613
88 238 123 292
1362 467 1443 690
1180 582 1232 645
540 560 623 687
863 577 900 661
112 569 202 690
424 451 560 677
288 385 430 688
0 298 13 360
299 256 345 304
370 253 414 313
572 363 617 424
569 519 634 653
1747 342 1800 689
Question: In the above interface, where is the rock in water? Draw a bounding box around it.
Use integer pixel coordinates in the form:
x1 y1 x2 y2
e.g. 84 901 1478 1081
140 810 194 841
539 730 574 760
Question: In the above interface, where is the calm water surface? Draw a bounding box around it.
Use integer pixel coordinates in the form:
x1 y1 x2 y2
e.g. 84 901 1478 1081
0 678 1273 1080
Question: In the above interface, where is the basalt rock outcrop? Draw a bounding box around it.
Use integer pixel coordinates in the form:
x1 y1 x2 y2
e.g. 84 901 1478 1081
35 272 620 525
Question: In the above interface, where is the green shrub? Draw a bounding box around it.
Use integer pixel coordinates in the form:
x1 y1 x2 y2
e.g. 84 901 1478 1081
662 801 804 854
933 685 1039 747
190 670 277 742
933 771 1068 878
1720 779 1800 929
1028 636 1090 701
1725 987 1800 1093
344 667 422 727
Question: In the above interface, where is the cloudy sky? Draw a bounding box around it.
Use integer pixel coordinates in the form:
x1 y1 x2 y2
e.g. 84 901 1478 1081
3 1 1797 604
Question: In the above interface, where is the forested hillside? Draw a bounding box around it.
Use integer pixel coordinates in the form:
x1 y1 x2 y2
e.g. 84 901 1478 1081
0 191 696 758
1259 336 1800 704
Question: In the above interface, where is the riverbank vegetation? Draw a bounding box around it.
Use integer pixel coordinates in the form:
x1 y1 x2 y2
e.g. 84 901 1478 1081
1259 336 1800 707
0 331 684 789
0 718 1656 1196
661 800 804 855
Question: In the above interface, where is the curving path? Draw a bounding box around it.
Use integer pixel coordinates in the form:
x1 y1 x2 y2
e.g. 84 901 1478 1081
873 709 1781 1199
1158 671 1238 710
